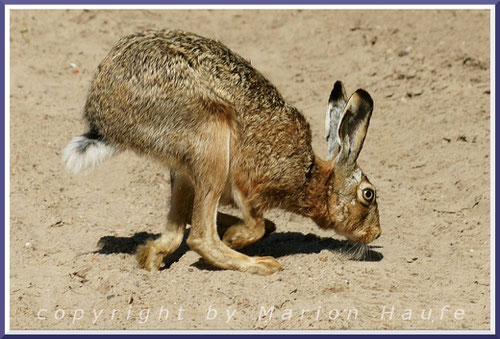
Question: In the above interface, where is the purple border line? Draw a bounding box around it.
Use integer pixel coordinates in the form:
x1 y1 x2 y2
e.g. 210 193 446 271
1 1 5 338
0 0 497 338
495 1 499 336
1 0 499 5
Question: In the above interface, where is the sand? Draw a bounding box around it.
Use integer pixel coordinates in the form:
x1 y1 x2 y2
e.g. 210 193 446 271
9 8 491 331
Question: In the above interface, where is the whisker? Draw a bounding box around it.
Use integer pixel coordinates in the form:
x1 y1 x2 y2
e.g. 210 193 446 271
340 241 367 261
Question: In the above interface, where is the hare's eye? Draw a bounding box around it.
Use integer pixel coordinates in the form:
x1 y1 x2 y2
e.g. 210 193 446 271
362 188 375 202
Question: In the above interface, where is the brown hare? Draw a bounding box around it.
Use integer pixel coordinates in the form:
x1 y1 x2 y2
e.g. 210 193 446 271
63 30 381 275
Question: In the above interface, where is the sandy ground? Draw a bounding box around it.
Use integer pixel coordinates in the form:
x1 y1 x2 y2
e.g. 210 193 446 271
9 9 491 331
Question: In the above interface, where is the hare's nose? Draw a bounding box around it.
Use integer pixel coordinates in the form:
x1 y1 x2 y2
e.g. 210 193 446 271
375 230 381 239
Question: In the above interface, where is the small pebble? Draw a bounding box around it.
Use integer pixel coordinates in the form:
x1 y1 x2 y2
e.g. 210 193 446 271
406 257 418 263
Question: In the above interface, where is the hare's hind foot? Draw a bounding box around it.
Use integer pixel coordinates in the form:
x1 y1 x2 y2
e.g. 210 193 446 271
244 256 282 275
137 231 184 271
136 239 164 271
189 189 283 275
189 235 282 275
137 172 193 271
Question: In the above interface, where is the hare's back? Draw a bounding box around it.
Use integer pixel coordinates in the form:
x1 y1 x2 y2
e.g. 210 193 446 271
94 30 285 113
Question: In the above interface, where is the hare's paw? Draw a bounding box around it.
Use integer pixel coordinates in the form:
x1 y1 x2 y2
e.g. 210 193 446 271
222 219 275 250
245 256 282 275
222 224 262 250
136 239 165 271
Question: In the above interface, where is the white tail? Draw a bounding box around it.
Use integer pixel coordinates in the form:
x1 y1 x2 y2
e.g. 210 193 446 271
62 135 117 174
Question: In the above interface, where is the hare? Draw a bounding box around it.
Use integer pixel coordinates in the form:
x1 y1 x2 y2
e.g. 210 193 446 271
62 29 381 275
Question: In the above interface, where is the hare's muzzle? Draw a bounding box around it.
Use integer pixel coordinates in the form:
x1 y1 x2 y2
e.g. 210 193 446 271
352 224 381 244
366 225 382 243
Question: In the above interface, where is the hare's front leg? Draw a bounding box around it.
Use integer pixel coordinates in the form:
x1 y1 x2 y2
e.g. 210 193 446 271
221 218 274 250
186 126 281 275
217 212 276 250
218 194 275 250
136 172 193 271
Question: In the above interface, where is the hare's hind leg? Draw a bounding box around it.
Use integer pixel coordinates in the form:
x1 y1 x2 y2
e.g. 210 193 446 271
186 124 281 275
137 172 193 271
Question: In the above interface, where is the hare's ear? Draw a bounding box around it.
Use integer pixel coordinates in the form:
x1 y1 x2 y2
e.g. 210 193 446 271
325 81 347 160
335 89 374 167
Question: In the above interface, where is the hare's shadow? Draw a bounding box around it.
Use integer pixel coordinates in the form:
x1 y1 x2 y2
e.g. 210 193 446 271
96 216 383 271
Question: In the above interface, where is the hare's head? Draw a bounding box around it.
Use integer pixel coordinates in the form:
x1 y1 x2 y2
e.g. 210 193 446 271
322 81 381 244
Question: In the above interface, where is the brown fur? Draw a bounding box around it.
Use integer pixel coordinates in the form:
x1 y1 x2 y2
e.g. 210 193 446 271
64 30 381 275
